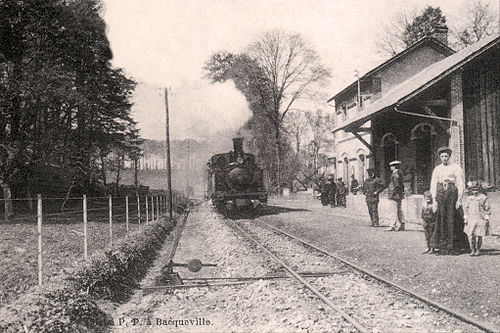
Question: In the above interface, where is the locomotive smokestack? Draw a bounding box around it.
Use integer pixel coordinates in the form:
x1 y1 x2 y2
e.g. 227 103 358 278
233 137 244 154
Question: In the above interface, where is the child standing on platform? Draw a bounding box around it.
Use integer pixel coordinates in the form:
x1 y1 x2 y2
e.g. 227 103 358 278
421 191 436 254
463 181 491 256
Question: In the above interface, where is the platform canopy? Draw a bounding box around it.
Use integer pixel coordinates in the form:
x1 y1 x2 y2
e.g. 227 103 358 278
332 33 499 134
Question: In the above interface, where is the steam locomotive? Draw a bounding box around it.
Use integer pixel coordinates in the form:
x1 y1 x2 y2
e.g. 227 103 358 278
206 138 267 213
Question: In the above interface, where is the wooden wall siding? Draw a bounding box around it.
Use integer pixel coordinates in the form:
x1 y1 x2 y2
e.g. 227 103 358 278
463 48 500 186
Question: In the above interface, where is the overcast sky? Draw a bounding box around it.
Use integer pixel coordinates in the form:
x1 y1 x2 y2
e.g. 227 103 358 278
102 0 498 141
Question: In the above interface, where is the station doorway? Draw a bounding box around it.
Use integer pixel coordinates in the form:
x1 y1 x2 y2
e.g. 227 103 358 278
412 123 435 194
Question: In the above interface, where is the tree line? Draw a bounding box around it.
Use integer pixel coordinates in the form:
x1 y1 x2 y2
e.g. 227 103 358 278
0 0 141 220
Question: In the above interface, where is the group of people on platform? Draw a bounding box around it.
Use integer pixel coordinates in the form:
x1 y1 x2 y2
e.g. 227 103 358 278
320 146 492 256
319 176 347 208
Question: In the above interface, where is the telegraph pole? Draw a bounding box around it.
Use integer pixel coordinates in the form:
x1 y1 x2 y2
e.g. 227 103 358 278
186 140 190 192
164 88 173 220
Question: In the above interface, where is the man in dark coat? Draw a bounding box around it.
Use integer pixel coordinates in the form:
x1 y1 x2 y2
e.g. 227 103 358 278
386 160 405 231
326 176 337 207
363 168 385 226
350 175 360 195
319 177 329 206
336 177 347 208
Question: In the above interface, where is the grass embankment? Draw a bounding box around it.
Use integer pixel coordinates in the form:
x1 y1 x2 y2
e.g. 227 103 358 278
0 221 140 306
0 217 177 332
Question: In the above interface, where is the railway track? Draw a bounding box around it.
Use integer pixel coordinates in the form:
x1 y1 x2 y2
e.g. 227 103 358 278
226 217 497 333
124 206 359 332
115 205 496 332
226 218 368 332
259 220 499 333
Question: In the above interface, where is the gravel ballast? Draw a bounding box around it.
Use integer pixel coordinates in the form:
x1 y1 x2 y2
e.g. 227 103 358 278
109 205 353 332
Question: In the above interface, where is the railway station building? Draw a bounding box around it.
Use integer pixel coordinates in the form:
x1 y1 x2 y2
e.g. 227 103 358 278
329 30 499 220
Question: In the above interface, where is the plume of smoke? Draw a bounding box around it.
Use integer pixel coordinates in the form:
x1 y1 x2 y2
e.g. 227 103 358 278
131 81 251 141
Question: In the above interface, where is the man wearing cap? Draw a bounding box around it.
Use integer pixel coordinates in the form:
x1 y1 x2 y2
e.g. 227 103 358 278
363 168 385 226
387 160 405 231
429 146 465 254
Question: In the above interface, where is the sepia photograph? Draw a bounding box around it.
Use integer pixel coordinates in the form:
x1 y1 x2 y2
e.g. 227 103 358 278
0 0 499 331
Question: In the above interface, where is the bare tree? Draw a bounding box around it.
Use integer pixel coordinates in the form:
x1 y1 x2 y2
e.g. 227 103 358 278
376 9 417 56
247 30 330 193
304 109 334 171
375 6 446 57
451 0 499 49
284 110 308 155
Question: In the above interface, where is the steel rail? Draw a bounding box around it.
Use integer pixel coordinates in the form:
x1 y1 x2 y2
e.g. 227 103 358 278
226 219 369 333
141 210 190 296
165 210 190 265
143 281 252 294
262 221 499 333
182 271 349 281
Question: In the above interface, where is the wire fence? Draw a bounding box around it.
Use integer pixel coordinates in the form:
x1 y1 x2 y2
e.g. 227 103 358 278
0 193 177 304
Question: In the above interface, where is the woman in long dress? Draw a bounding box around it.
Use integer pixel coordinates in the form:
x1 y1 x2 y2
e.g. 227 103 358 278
429 147 465 254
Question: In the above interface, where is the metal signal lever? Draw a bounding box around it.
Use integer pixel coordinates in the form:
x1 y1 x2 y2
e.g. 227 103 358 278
155 259 217 287
169 259 218 272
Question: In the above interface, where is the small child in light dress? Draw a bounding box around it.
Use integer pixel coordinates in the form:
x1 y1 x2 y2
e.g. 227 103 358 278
463 181 491 256
421 191 436 254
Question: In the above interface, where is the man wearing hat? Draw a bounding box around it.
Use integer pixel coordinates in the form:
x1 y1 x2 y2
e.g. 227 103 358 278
319 176 329 206
387 160 405 231
429 146 465 254
323 175 337 207
363 168 385 226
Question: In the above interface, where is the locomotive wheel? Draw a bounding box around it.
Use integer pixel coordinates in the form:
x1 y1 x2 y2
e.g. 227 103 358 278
213 200 224 213
248 207 255 219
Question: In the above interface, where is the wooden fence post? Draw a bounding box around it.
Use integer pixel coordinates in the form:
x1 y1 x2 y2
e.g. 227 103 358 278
171 194 174 215
37 194 43 287
151 196 155 221
109 196 113 247
145 195 149 224
125 196 129 233
137 196 141 225
83 195 88 262
156 196 159 218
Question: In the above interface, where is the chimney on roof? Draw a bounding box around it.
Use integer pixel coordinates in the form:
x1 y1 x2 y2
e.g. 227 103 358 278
431 25 449 45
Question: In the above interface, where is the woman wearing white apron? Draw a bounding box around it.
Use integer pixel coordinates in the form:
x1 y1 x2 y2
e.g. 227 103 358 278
429 147 465 254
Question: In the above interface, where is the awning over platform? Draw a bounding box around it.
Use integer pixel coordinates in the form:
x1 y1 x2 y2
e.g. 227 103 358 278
332 33 499 134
